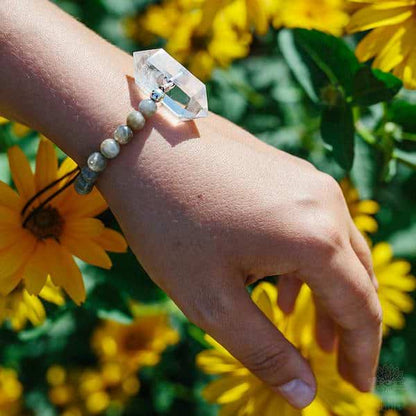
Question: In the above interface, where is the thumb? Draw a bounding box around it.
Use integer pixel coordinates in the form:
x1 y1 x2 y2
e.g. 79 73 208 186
189 281 316 409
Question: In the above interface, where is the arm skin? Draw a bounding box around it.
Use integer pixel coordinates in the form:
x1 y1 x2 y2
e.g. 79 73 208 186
0 0 382 409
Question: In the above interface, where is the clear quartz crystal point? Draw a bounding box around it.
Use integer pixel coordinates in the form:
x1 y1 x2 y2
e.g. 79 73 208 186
133 49 208 121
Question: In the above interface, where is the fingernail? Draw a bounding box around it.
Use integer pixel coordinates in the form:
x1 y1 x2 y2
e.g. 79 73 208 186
278 379 315 409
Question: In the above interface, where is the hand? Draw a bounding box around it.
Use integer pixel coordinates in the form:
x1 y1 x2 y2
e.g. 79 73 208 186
99 112 382 409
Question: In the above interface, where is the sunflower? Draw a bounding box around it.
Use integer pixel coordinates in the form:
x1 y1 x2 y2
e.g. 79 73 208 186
92 305 179 372
0 368 23 416
271 0 350 36
340 178 379 239
347 0 416 89
0 139 127 304
47 363 139 415
0 278 64 331
373 242 416 334
127 0 252 80
197 282 381 416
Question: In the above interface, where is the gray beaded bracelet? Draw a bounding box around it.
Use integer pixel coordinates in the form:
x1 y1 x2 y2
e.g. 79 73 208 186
74 48 208 195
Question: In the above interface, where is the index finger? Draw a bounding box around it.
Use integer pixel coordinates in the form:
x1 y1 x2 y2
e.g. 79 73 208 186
302 244 382 391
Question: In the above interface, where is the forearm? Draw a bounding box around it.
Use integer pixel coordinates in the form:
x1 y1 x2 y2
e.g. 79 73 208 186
0 0 145 163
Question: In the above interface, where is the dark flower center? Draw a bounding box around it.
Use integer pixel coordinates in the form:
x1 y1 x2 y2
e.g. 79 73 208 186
25 205 64 241
122 332 149 352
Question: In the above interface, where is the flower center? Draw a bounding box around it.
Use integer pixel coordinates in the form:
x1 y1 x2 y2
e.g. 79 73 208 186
24 205 64 241
122 332 148 352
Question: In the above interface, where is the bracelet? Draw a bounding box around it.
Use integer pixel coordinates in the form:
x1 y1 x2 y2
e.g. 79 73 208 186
74 48 208 195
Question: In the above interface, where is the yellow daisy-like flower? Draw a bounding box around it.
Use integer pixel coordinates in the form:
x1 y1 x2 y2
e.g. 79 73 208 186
197 282 381 416
0 139 128 305
92 307 179 373
0 278 64 331
347 0 416 89
271 0 350 36
341 178 379 238
373 242 416 334
127 0 252 80
47 363 139 416
0 368 23 416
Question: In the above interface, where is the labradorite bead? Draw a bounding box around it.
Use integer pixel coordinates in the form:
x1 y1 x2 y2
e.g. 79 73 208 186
80 166 99 183
87 151 107 172
138 99 157 118
100 138 120 159
126 110 146 131
74 175 94 195
114 125 133 144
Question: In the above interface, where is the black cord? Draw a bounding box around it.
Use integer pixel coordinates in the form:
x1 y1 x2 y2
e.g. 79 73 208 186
22 168 81 228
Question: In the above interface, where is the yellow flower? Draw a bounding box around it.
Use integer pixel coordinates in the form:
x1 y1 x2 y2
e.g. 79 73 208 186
271 0 350 36
0 368 23 416
92 306 179 372
197 282 381 416
373 242 416 334
128 0 252 80
347 0 416 89
0 278 64 331
341 178 379 238
47 363 140 415
0 139 128 304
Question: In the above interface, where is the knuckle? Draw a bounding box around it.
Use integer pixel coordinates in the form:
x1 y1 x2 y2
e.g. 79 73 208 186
185 290 233 332
243 344 291 384
318 173 344 202
306 217 346 256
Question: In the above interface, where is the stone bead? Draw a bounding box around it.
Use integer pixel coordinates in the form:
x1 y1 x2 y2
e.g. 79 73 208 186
150 88 165 102
74 175 94 195
127 111 146 131
80 166 99 183
138 99 157 118
100 138 120 159
87 151 107 172
114 125 133 145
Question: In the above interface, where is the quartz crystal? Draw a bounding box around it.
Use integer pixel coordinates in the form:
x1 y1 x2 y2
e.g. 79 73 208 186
134 49 208 121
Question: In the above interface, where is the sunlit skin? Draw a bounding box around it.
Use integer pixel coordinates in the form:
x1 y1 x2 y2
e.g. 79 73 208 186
0 0 381 409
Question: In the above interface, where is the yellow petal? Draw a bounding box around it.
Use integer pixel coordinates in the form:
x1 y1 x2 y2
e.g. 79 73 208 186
381 288 414 312
0 236 36 282
60 235 112 269
23 243 49 295
46 240 85 305
11 122 31 137
0 181 22 211
0 206 21 226
372 242 393 267
356 200 379 215
63 218 105 239
92 228 128 253
39 278 65 306
251 282 278 323
22 290 46 326
8 145 36 201
196 349 243 374
348 6 413 33
35 138 58 192
203 375 252 404
354 215 378 233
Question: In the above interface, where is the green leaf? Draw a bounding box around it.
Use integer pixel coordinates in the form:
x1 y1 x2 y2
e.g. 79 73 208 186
388 100 416 133
352 66 402 106
84 282 134 324
293 29 360 97
351 133 384 198
278 29 320 103
321 103 355 171
393 148 416 169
